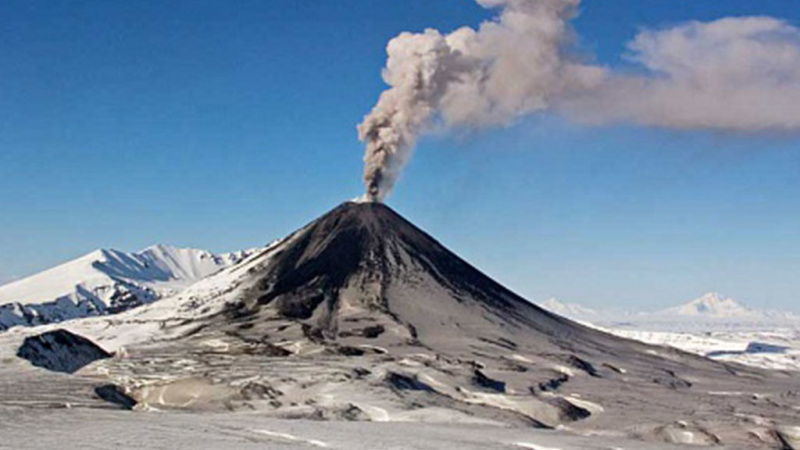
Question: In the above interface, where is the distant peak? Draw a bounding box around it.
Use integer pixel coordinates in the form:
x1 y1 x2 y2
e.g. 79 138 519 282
349 195 379 204
138 244 183 254
540 298 596 317
542 298 563 307
338 199 392 210
142 244 173 252
316 201 403 230
84 249 107 259
690 293 743 309
663 292 753 317
82 248 119 263
137 244 215 258
695 292 729 303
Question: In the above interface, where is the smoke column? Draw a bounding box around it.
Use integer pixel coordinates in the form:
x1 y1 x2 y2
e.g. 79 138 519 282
358 0 800 201
357 0 602 201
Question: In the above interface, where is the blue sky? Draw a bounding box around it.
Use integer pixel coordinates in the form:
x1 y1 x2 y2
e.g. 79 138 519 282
1 0 799 311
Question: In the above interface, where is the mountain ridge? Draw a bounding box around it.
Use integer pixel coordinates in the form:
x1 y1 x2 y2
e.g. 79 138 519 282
0 244 258 331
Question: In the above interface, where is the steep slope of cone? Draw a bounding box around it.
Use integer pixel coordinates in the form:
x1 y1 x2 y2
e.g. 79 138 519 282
236 201 588 341
213 202 618 355
205 202 753 376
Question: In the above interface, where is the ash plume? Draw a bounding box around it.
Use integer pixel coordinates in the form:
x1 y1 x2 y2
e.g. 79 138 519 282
357 0 602 201
564 17 800 131
358 1 800 201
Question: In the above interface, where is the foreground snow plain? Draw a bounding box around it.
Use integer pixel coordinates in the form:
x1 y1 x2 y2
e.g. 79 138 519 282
0 408 755 450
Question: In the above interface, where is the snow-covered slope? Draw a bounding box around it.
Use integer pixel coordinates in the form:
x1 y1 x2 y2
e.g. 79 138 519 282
0 245 257 331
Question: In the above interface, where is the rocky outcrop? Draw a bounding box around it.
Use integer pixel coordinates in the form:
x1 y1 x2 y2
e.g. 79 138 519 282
16 329 112 374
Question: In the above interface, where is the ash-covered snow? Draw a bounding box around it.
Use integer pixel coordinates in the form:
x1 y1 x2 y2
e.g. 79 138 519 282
0 408 702 450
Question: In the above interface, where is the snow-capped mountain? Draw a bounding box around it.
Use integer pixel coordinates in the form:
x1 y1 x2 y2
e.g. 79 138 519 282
658 292 755 318
0 245 257 331
540 298 597 318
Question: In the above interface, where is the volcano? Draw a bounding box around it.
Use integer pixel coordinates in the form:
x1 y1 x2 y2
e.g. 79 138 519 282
225 201 621 353
4 202 799 448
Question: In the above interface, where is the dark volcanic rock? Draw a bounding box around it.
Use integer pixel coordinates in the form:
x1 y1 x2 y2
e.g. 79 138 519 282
361 325 386 339
16 329 111 374
546 397 592 422
561 355 601 378
473 369 506 393
335 346 366 357
94 384 137 410
386 372 435 392
536 374 570 393
240 381 282 401
653 369 693 390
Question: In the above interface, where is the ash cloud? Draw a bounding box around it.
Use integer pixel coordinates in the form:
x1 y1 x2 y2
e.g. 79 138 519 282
566 17 800 131
358 1 800 201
